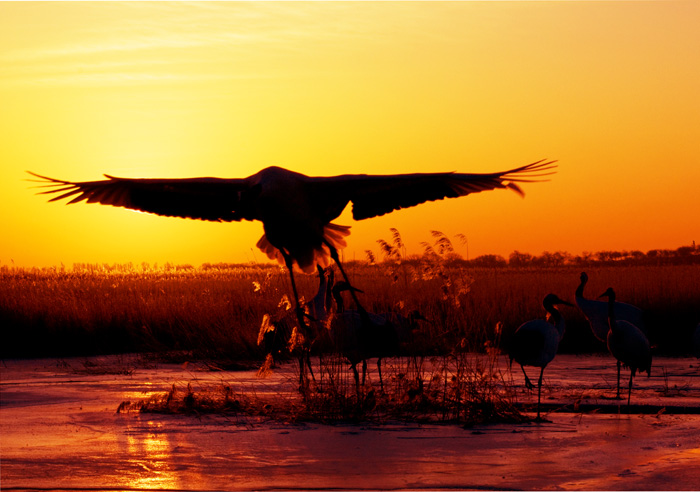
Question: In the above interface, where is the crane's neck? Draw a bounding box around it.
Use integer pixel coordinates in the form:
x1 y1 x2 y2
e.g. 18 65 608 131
575 275 587 299
544 301 566 340
607 291 617 332
324 270 335 315
311 269 328 319
332 288 345 313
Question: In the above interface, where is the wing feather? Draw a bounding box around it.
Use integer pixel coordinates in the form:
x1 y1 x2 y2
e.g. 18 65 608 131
28 172 253 222
309 159 556 221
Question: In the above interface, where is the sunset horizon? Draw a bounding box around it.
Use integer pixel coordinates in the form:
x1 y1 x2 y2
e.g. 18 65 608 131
2 2 699 269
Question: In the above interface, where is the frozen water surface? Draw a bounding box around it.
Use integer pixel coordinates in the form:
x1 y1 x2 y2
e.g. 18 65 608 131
2 354 700 491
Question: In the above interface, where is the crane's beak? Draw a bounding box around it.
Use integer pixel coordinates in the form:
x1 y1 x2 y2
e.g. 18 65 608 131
598 288 613 299
552 295 573 307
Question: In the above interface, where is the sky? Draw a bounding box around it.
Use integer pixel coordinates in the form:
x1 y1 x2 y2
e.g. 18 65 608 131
1 1 698 269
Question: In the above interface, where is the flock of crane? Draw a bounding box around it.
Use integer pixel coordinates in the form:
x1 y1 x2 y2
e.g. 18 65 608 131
29 159 698 418
259 266 426 393
259 265 656 420
511 273 651 419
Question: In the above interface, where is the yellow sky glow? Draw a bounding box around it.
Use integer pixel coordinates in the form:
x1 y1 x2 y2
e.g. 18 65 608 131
1 2 699 268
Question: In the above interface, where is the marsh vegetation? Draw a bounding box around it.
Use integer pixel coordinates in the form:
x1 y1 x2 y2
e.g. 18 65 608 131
2 232 698 423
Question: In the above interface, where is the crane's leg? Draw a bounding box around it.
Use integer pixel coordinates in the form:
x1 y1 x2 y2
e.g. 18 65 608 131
536 367 545 420
352 363 360 395
325 241 367 313
520 365 534 390
362 359 368 386
281 252 306 326
305 351 316 382
616 360 622 399
297 357 305 388
377 358 384 392
627 369 635 409
281 251 311 387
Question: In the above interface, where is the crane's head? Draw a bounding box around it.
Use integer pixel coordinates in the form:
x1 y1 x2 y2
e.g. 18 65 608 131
331 280 364 312
543 293 573 308
580 272 588 284
598 287 616 301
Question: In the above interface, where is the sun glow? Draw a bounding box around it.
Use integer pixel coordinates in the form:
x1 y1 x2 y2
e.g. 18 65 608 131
2 2 699 268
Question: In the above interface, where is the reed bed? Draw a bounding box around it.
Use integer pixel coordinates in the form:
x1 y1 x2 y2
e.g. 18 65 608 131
1 256 699 359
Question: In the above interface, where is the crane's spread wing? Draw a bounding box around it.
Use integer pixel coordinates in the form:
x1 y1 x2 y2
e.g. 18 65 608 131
27 172 254 222
310 159 556 221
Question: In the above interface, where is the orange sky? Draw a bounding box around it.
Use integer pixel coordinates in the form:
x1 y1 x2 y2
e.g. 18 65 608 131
1 2 698 269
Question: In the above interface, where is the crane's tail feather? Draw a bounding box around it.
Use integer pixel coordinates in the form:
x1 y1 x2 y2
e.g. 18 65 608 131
323 223 350 251
257 223 351 274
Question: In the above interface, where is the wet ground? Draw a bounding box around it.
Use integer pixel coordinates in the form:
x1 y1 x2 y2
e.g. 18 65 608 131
2 354 700 491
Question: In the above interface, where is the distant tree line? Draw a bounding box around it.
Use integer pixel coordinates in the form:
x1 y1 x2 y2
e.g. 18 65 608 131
366 230 700 269
462 243 700 268
4 233 697 274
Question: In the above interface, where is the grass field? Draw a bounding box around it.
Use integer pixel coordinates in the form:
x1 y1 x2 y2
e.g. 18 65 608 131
2 260 698 360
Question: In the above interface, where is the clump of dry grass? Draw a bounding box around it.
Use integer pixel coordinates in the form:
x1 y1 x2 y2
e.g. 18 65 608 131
118 381 249 416
120 349 525 426
290 336 525 425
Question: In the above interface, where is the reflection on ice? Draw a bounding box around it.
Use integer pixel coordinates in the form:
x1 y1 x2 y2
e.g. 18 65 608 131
123 420 181 490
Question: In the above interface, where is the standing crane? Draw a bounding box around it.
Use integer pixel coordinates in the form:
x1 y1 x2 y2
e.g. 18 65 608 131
599 287 651 408
29 160 555 345
575 272 645 398
509 294 572 420
325 280 398 394
311 275 427 394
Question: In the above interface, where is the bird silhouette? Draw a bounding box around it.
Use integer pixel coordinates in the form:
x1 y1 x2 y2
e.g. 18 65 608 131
29 160 555 349
599 287 651 408
324 280 409 394
693 323 700 359
575 272 645 398
509 293 572 420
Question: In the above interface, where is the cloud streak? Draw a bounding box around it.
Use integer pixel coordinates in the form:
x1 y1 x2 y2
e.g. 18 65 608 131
0 2 361 87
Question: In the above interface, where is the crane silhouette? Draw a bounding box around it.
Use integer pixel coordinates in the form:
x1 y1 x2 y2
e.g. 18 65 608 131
599 287 651 409
508 293 572 420
575 272 645 398
29 160 555 351
324 280 399 394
